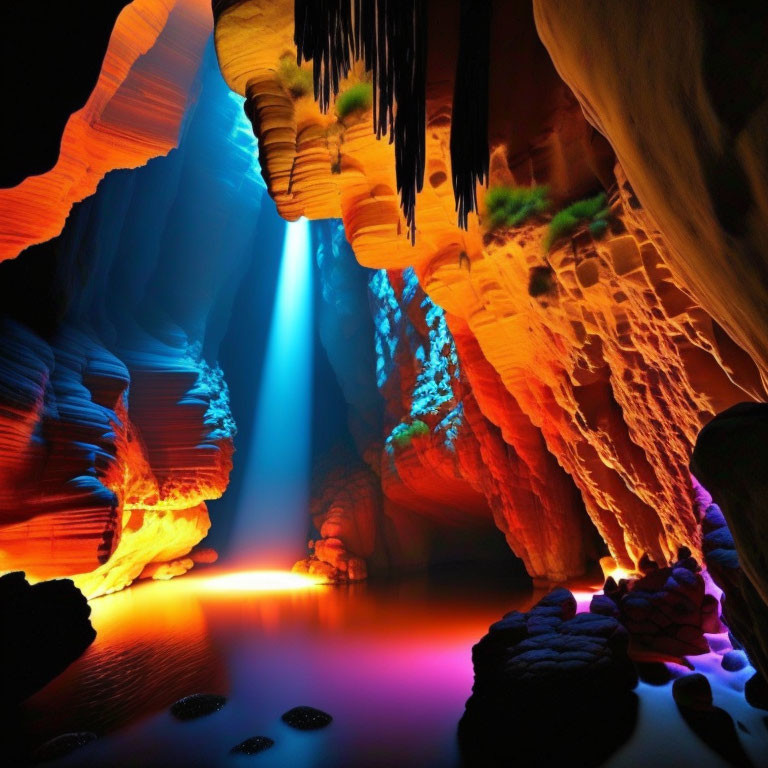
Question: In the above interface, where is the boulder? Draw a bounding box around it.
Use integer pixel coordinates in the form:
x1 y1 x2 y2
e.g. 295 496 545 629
459 588 638 767
691 403 768 683
590 548 720 664
0 571 95 708
169 693 226 721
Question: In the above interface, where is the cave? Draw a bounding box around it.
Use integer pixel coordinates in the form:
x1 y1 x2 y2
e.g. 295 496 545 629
2 2 768 766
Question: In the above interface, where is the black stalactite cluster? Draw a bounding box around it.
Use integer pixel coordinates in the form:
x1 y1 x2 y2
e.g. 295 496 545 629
295 0 355 113
450 0 491 229
295 0 427 244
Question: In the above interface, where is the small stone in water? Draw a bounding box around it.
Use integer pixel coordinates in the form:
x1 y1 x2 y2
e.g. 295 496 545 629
721 650 748 672
170 693 227 720
32 732 97 763
281 706 332 730
231 736 275 755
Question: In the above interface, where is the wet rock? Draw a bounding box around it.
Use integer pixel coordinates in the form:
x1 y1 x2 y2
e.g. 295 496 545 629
281 706 333 730
0 571 96 708
591 549 718 664
636 662 673 686
459 588 638 767
692 403 768 682
674 673 754 767
673 674 712 711
170 693 226 721
722 650 749 672
230 736 275 755
32 732 97 763
745 673 768 711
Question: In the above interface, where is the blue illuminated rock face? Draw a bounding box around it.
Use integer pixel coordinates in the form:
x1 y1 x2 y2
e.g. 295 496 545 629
307 222 596 581
0 41 271 595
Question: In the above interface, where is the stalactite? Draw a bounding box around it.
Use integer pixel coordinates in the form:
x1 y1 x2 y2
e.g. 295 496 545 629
295 0 355 113
296 0 427 243
450 0 491 229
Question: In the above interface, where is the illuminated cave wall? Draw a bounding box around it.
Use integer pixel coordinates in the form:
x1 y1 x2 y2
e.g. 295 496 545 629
212 0 767 581
0 41 272 597
303 221 593 582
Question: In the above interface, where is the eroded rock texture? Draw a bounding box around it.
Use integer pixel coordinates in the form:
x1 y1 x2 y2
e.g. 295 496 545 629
533 1 768 386
692 405 768 684
0 44 267 596
590 549 720 665
0 0 211 261
213 0 765 579
459 588 638 767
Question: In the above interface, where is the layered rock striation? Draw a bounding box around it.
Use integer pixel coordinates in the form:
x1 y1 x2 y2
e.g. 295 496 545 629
213 0 765 580
0 0 212 262
0 43 268 596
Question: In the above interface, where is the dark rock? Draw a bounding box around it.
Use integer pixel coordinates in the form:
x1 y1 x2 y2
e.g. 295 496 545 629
590 548 717 664
692 403 768 682
636 662 672 686
281 706 333 731
722 650 749 672
0 572 96 708
459 589 638 767
745 673 768 711
673 673 755 768
230 736 275 755
673 674 712 711
170 693 227 721
32 732 97 763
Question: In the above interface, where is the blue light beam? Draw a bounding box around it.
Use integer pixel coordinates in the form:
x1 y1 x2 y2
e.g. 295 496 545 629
230 217 314 567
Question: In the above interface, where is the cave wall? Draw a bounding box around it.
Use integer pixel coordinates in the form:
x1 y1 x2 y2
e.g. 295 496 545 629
0 41 270 597
0 0 211 262
532 1 768 388
212 0 766 580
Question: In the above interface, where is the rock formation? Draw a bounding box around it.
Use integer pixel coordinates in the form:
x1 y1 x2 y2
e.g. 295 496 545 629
590 548 721 665
692 404 768 684
0 571 96 708
212 0 766 580
533 1 768 386
459 588 638 767
0 43 267 597
0 0 212 262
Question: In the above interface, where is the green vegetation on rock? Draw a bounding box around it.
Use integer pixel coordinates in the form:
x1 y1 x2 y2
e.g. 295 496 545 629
545 192 610 251
484 185 550 230
277 54 313 98
335 83 373 118
391 419 430 449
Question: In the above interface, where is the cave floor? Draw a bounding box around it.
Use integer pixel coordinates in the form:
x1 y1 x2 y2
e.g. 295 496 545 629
12 568 768 767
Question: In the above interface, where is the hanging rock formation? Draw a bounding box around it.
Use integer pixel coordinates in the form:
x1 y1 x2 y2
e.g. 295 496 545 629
0 0 212 262
532 1 768 386
212 0 765 580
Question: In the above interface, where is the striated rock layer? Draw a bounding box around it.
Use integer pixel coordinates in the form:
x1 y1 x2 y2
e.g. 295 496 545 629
0 0 212 262
0 42 268 596
213 0 765 580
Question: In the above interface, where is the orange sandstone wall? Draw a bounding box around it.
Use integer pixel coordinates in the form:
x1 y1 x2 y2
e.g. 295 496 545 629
0 0 211 262
213 0 766 578
532 0 768 389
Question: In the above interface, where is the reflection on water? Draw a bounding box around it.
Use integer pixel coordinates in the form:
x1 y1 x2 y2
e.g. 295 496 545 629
15 569 768 768
18 569 541 768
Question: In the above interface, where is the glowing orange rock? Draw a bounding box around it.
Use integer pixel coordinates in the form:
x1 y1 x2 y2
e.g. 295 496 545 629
0 0 211 262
